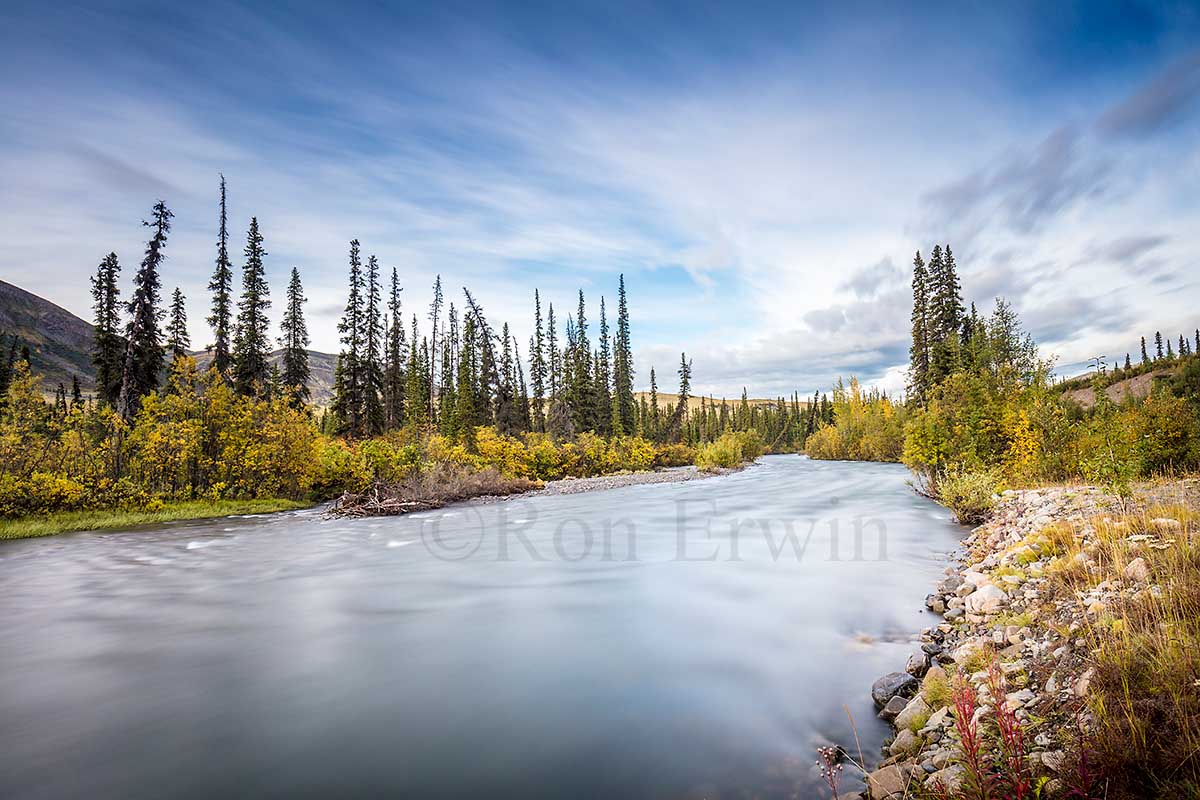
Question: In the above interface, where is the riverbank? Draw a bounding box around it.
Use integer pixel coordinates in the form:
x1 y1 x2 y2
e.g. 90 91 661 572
859 477 1200 799
526 464 737 496
0 498 312 540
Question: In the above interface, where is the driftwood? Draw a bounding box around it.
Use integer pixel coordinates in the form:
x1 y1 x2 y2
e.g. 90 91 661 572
328 465 539 519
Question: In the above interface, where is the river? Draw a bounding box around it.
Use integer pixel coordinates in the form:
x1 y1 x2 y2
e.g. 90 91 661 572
0 455 963 799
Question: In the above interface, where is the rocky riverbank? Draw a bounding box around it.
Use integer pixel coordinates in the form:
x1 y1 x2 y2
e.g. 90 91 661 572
858 479 1199 799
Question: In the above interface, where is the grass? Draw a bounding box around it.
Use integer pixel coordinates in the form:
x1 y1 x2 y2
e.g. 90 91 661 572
1016 502 1200 799
0 498 311 540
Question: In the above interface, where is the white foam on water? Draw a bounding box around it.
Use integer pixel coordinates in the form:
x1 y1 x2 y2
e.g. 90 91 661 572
386 540 413 548
186 540 228 551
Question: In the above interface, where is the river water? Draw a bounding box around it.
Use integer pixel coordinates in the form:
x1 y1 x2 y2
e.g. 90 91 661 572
0 455 962 799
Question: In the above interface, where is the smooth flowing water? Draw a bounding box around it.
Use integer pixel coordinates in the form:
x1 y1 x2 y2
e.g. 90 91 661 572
0 455 963 799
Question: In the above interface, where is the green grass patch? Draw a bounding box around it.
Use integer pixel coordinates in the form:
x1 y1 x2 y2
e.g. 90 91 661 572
0 499 311 540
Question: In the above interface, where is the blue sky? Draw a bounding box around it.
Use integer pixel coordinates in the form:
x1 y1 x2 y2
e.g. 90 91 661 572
2 1 1198 397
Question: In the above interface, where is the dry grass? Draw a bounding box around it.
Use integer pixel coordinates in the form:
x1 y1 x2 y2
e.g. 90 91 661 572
1036 504 1200 799
331 462 540 517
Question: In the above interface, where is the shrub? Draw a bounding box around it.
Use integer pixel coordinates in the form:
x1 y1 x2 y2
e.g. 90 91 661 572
653 442 694 468
936 465 1001 524
695 430 764 471
0 473 88 517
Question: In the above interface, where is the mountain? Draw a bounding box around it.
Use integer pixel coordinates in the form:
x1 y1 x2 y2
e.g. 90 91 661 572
0 279 96 390
632 391 795 413
0 279 338 403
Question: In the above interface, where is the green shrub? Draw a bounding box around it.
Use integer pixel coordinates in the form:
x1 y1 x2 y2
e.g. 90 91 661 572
694 430 765 471
936 465 1001 524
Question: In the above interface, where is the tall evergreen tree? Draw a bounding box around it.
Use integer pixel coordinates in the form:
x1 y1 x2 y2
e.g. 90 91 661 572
1155 331 1165 360
71 374 83 407
117 201 172 418
1141 336 1150 365
547 303 559 397
647 367 660 442
428 275 443 423
166 287 190 359
362 255 385 434
279 266 310 407
207 175 234 376
384 268 406 429
595 296 612 436
232 217 271 396
530 289 547 431
90 252 123 405
907 250 930 404
333 240 365 436
567 291 594 431
928 244 964 384
613 274 635 431
404 316 428 426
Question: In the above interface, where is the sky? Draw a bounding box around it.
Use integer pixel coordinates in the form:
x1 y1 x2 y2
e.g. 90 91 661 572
1 0 1198 398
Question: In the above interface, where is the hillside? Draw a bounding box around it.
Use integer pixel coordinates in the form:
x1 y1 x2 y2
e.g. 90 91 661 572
1062 368 1172 409
0 279 96 390
1 280 337 402
633 391 795 414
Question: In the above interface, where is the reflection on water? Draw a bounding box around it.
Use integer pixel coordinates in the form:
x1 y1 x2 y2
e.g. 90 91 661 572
0 455 961 799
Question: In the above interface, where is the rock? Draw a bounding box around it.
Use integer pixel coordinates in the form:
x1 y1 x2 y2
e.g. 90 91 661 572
894 696 932 731
872 672 919 709
944 608 964 621
964 584 1009 614
924 764 965 793
956 582 976 598
878 694 909 721
1124 557 1150 583
1075 668 1095 698
866 764 911 799
889 728 922 757
924 706 952 731
1150 517 1182 530
921 663 947 692
921 641 943 656
906 652 928 678
1041 749 1067 774
1004 688 1036 710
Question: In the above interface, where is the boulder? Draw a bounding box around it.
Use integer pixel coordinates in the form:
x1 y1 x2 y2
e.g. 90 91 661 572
872 672 919 709
906 652 928 678
866 764 911 799
894 696 932 732
964 584 1008 614
1124 557 1150 583
925 764 965 793
878 694 909 721
889 728 922 757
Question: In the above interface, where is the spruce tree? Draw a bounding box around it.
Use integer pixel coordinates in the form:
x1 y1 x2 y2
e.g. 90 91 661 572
648 367 659 442
71 375 83 407
547 303 559 397
613 274 635 431
404 316 428 426
333 240 365 436
907 249 930 405
567 291 594 431
166 287 190 359
362 255 385 434
1124 353 1132 371
428 275 443 423
90 252 123 405
1141 336 1149 366
232 216 271 396
928 244 964 384
384 268 406 429
453 315 478 443
530 289 547 431
595 296 612 436
1155 331 1164 361
117 201 172 418
207 175 234 376
1180 335 1188 358
279 266 310 407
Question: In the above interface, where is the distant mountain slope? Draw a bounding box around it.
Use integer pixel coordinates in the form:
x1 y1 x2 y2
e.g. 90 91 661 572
0 279 96 390
633 391 796 413
0 280 338 402
192 348 338 405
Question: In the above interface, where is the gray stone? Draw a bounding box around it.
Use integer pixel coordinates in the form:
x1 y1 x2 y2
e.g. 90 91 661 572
906 652 928 678
889 728 922 757
964 584 1009 614
878 694 908 721
867 764 911 799
894 696 932 732
925 764 965 793
1124 557 1150 583
871 672 919 709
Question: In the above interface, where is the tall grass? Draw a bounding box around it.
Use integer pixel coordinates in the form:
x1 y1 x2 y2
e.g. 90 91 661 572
0 498 310 539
